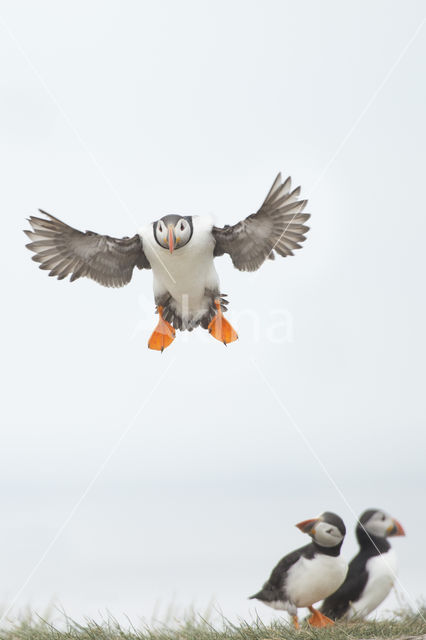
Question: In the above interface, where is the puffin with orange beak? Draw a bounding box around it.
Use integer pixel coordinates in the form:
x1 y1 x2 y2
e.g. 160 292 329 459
24 173 309 351
249 512 348 628
321 508 406 620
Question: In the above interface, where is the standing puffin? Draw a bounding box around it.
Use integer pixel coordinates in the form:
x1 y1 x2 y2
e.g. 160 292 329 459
24 173 309 351
321 508 405 620
249 512 348 628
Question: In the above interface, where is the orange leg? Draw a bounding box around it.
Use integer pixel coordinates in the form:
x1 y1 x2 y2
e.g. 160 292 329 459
207 299 238 345
307 606 334 628
292 615 300 629
148 306 176 352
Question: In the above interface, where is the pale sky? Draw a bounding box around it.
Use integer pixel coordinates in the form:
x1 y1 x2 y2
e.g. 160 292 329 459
1 0 425 627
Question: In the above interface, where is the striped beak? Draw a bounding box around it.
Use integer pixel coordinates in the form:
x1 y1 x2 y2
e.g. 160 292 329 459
296 517 320 535
168 225 175 253
388 518 405 537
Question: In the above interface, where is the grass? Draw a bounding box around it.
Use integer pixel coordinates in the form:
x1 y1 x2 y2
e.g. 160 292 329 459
1 608 426 640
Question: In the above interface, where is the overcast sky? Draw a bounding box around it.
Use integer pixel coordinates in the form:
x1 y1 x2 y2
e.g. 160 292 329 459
1 0 425 628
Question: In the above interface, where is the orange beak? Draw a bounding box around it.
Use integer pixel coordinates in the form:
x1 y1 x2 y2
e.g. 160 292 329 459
296 517 319 534
168 226 174 254
389 518 405 537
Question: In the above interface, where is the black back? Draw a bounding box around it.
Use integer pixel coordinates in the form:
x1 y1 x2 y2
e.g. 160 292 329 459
321 520 391 619
250 540 342 603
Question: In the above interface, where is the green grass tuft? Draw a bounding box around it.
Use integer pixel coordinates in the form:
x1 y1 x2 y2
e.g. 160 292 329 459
1 608 426 640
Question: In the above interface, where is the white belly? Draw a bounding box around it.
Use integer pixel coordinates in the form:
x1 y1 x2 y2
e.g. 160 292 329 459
286 554 348 608
140 216 220 323
265 600 297 616
349 550 397 618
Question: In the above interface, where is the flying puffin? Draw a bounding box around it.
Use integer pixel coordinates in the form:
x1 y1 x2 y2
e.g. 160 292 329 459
249 512 348 628
24 173 309 351
320 508 405 620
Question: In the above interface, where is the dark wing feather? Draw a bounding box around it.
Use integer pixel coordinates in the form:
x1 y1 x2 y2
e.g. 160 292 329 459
249 544 308 602
213 173 310 272
24 210 150 288
320 552 369 620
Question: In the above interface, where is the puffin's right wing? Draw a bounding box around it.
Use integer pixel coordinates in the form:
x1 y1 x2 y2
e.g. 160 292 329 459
212 173 310 272
25 211 150 288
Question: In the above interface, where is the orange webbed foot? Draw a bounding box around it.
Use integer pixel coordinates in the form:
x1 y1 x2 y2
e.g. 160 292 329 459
292 615 300 629
307 606 334 628
148 306 176 352
208 299 238 345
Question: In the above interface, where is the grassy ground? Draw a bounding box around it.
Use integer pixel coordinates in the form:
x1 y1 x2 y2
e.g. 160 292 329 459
1 608 426 640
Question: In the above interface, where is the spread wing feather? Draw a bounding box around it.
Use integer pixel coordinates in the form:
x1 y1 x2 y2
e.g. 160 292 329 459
213 173 310 271
25 211 150 288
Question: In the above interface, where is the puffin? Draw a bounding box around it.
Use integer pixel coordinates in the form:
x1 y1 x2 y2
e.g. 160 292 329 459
320 508 405 620
24 173 309 351
249 512 348 628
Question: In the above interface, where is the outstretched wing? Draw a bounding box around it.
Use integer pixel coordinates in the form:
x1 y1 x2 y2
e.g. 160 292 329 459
25 210 150 288
212 173 310 272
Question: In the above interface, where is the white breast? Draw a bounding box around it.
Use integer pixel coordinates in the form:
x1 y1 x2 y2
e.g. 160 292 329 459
349 550 397 618
139 216 220 323
286 554 348 608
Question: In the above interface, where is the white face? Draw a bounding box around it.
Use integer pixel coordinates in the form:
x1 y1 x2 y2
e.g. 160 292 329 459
154 217 192 251
312 521 345 547
363 510 395 537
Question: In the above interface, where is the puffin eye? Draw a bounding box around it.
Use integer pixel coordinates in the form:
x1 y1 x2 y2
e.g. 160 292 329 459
158 224 163 233
326 528 333 534
180 222 185 231
381 515 386 521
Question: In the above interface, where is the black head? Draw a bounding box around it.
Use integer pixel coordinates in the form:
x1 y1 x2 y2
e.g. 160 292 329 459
296 511 346 548
357 508 405 541
153 215 194 253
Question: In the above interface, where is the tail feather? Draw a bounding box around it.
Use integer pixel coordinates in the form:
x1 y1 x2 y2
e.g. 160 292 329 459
248 588 277 602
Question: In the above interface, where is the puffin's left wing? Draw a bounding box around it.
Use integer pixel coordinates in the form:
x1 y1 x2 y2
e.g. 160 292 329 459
25 211 150 288
212 173 309 272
